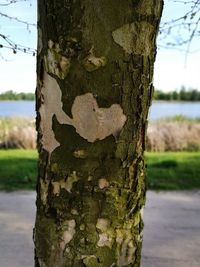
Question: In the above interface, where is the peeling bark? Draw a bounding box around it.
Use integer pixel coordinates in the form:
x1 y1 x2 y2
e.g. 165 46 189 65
35 1 163 266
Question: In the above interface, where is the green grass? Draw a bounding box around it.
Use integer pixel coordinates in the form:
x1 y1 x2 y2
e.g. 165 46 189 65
156 115 200 123
0 149 38 191
0 150 200 191
146 152 200 190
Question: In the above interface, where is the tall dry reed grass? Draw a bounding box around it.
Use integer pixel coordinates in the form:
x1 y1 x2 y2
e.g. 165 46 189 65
147 121 200 151
0 117 200 151
0 118 36 149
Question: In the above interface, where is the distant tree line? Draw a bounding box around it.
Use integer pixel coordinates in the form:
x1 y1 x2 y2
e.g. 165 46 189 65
154 87 200 101
1 87 200 102
0 90 35 101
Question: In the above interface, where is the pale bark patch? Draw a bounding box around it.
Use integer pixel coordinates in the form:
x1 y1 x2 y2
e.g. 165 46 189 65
112 22 154 55
52 171 79 195
83 47 107 72
60 219 76 249
40 74 126 156
73 149 87 159
116 229 136 266
97 233 113 248
96 218 110 231
44 40 71 79
39 72 72 156
71 209 79 215
80 224 85 231
40 180 50 205
141 207 144 219
38 259 47 267
71 93 126 142
98 178 109 189
51 163 59 173
96 218 113 248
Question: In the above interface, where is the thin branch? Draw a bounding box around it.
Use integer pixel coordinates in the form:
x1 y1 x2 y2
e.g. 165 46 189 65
0 34 36 56
184 15 200 63
0 0 36 57
158 0 200 55
0 12 36 28
0 0 28 6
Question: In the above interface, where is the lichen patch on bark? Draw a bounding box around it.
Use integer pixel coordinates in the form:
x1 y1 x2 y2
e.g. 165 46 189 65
82 255 98 266
116 228 136 267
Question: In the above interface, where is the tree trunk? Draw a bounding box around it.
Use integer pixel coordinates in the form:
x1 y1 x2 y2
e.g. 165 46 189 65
34 1 163 266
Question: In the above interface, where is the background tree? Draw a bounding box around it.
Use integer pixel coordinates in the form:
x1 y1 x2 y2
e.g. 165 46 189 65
34 1 163 266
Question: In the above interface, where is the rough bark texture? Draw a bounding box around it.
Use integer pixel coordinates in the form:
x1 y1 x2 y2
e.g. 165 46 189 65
34 1 163 266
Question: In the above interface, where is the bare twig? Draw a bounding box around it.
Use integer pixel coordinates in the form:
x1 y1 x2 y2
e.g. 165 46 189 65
159 0 200 55
0 0 36 56
0 0 28 6
0 12 36 29
0 34 36 55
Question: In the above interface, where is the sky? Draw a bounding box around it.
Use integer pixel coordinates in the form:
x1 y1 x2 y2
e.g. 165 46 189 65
0 0 200 93
0 0 37 93
155 0 200 92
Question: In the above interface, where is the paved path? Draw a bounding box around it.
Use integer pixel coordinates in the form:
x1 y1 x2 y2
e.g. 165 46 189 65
0 191 200 267
0 191 35 267
141 191 200 267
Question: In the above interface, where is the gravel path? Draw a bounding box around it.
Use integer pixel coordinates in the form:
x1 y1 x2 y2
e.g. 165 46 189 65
0 191 200 267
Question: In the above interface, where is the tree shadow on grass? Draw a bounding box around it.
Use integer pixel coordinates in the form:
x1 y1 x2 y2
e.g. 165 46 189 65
147 159 200 190
0 158 37 191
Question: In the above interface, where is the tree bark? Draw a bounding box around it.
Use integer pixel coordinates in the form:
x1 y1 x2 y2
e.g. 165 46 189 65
34 1 163 266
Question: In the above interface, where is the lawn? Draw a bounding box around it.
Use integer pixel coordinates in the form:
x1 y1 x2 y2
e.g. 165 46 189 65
0 149 38 191
0 149 200 191
146 152 200 190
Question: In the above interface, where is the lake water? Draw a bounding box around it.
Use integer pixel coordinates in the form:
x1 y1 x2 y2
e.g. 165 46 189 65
0 101 35 118
149 101 200 120
0 100 200 121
